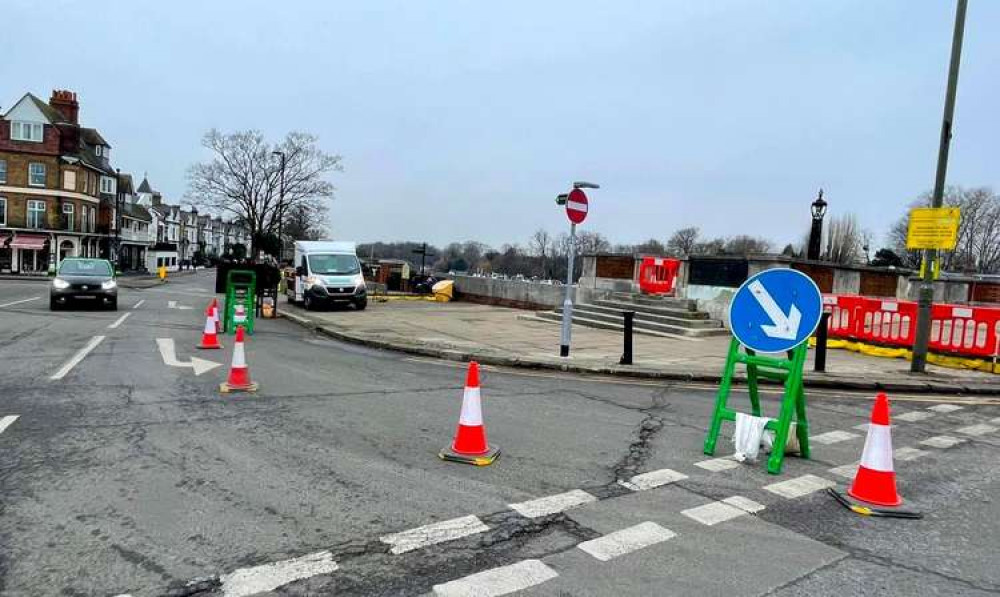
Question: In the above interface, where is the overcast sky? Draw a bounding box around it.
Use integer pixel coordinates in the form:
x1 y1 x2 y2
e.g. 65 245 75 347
3 1 997 250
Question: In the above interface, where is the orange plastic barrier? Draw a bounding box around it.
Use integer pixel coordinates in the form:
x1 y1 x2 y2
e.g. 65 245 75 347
929 303 1000 358
823 294 864 339
857 298 918 348
638 257 680 295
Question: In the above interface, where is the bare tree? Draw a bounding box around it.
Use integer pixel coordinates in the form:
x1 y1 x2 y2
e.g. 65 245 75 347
187 129 342 254
667 227 700 256
529 229 552 277
724 235 773 255
824 213 863 264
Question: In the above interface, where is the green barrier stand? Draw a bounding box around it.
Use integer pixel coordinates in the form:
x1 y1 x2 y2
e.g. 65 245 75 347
224 269 257 335
703 337 810 475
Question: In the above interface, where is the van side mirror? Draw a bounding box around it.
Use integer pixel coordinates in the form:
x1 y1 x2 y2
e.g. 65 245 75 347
296 266 305 276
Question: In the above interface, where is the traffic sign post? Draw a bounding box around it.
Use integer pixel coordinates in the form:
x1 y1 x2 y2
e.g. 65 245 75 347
557 186 594 358
703 269 823 474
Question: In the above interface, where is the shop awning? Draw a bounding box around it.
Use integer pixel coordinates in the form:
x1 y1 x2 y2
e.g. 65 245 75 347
10 234 49 250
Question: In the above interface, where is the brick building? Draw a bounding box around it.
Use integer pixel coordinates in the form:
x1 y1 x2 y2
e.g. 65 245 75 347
0 90 118 273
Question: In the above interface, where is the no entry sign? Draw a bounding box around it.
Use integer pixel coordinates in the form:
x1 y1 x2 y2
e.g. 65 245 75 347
566 188 589 224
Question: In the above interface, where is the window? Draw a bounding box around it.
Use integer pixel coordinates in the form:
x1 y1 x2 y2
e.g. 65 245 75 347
95 145 103 158
87 172 96 194
0 197 6 226
63 203 74 231
63 170 76 191
0 160 6 183
29 163 46 187
11 121 43 142
27 200 45 228
89 206 96 232
99 176 116 195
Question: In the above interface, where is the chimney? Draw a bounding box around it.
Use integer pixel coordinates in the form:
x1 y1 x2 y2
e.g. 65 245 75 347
49 90 80 124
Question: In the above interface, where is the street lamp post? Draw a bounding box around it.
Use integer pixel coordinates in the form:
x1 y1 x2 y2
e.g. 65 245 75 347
806 189 827 261
272 151 286 262
115 168 123 271
913 0 968 373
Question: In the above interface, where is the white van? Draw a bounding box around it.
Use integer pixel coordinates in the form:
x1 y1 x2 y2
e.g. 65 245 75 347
287 241 367 310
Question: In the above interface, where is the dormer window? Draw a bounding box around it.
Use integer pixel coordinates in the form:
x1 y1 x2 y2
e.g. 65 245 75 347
95 145 109 159
11 121 44 142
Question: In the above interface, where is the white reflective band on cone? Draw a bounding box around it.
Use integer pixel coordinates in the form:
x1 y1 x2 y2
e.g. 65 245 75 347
232 343 246 368
859 424 894 472
204 317 215 334
458 387 483 426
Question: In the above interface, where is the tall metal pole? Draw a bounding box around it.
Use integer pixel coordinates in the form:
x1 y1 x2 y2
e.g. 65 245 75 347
560 222 576 357
912 0 968 373
278 153 286 262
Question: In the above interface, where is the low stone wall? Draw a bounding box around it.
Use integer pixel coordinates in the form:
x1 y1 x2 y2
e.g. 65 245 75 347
451 275 612 310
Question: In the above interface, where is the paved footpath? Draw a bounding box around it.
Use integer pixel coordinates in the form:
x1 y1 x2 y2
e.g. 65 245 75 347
282 300 998 394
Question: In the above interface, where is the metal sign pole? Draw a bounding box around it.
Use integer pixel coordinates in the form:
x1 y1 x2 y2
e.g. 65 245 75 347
560 222 576 357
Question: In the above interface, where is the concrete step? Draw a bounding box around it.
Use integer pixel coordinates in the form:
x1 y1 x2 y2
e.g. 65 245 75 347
560 303 722 330
590 299 710 320
534 309 728 339
523 312 700 340
608 293 698 311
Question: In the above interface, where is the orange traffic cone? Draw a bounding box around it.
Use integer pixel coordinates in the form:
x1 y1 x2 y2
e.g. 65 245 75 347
848 393 902 506
220 325 258 393
210 298 221 332
439 362 500 466
197 306 223 349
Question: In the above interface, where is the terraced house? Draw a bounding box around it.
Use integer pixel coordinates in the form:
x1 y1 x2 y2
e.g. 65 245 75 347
0 90 117 273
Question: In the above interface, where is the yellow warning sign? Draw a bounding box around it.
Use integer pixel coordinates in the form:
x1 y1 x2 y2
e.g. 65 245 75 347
906 207 960 250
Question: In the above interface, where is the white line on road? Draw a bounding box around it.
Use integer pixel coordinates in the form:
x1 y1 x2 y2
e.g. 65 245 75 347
0 296 40 308
682 501 748 526
577 521 676 561
132 299 145 309
894 447 929 461
108 312 131 329
955 424 997 437
694 457 741 472
508 489 597 518
763 474 836 499
810 430 860 445
0 415 19 435
618 468 688 491
722 495 767 514
433 559 558 597
928 404 964 413
920 435 966 449
220 551 338 597
829 463 859 479
380 515 489 555
50 336 105 380
896 411 934 422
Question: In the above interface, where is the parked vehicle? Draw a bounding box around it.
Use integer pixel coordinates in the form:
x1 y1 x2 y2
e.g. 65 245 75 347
50 258 118 311
285 241 367 311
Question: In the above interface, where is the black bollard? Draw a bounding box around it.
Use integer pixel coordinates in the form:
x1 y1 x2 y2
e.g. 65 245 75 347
814 311 830 372
620 310 635 365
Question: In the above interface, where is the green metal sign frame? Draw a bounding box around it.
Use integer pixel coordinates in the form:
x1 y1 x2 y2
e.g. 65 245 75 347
224 269 257 335
703 337 811 474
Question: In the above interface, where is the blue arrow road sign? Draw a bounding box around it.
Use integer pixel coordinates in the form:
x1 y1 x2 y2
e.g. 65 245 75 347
728 268 823 353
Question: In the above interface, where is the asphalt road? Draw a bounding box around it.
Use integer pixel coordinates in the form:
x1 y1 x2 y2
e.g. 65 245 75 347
1 272 998 597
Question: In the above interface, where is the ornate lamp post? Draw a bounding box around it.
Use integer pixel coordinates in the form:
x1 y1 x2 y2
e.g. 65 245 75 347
807 189 827 261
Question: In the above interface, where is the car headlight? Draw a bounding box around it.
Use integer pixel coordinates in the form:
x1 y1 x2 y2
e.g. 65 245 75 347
102 280 117 290
52 278 70 290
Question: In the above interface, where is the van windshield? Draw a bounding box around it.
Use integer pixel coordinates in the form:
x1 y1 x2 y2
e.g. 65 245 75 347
308 254 360 275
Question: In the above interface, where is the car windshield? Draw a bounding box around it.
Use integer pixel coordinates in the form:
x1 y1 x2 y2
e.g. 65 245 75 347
59 260 112 277
308 254 360 275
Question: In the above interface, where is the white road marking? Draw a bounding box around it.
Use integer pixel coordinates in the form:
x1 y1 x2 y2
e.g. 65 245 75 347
894 447 929 461
156 338 221 376
433 559 557 597
220 550 338 597
379 515 489 555
920 435 966 449
928 404 964 413
896 411 934 422
577 521 676 561
829 463 859 479
618 468 688 491
0 296 40 308
50 335 105 380
694 457 741 472
108 312 131 329
955 424 997 437
992 417 1000 424
853 422 869 431
508 489 596 518
0 415 20 435
167 300 193 310
763 474 836 499
721 495 766 514
811 430 860 445
682 501 747 526
132 299 145 309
